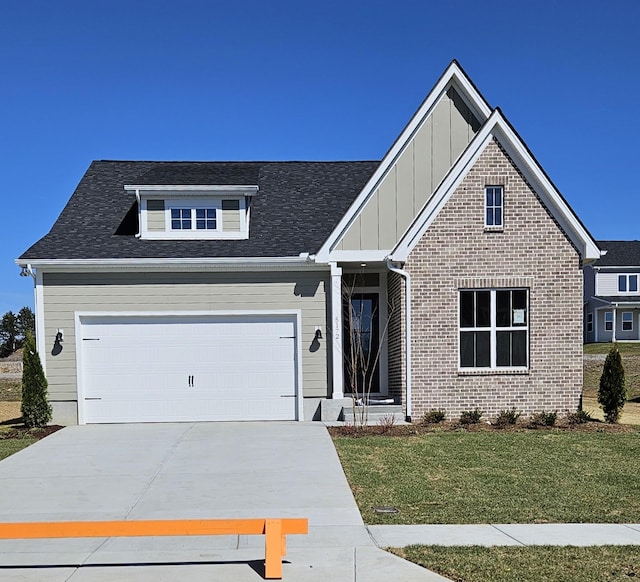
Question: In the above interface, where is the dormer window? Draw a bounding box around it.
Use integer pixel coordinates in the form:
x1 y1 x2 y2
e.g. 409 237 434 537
618 274 638 293
125 185 257 240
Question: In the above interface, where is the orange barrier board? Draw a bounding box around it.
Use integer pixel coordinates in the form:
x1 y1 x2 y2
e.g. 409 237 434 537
0 517 309 579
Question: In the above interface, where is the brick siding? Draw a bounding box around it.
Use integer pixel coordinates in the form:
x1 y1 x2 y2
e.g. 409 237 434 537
392 138 583 421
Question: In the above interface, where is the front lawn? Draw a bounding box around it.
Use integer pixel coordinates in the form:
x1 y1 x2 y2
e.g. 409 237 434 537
392 545 640 582
0 433 37 461
333 430 640 524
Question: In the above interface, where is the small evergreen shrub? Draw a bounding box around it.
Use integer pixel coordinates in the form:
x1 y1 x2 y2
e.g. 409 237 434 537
459 408 483 425
529 411 557 427
422 409 446 424
566 409 592 425
21 332 52 428
493 408 521 428
598 343 627 423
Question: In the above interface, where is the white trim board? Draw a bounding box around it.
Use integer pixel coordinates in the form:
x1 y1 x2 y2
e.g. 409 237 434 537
390 110 600 264
316 61 492 263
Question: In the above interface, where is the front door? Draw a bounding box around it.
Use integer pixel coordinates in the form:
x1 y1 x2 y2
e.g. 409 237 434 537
343 293 380 396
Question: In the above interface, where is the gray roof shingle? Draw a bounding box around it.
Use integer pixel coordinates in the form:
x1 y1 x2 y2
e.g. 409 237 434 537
594 241 640 267
20 160 379 260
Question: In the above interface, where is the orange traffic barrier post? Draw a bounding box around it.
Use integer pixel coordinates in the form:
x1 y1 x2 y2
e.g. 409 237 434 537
0 517 308 580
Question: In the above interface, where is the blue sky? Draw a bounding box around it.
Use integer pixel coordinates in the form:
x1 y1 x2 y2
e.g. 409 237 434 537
1 0 638 314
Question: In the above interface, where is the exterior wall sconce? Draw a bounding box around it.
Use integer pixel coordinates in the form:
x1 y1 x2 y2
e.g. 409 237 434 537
55 329 64 343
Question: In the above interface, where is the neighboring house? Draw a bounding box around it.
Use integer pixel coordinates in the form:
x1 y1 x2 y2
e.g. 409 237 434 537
17 61 600 426
584 240 640 343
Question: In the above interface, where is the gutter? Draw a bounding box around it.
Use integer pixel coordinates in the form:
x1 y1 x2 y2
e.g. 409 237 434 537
385 260 412 422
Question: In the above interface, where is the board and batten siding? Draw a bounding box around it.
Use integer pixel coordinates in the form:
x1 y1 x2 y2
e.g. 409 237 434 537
41 270 330 405
336 86 481 251
146 200 166 231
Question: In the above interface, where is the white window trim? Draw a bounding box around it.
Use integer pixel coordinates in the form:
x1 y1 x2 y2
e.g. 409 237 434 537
141 196 248 240
622 311 633 331
458 288 529 372
484 185 504 229
617 274 639 294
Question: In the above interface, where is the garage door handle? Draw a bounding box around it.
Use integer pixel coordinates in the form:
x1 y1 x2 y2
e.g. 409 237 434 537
280 394 296 398
83 338 100 341
84 397 102 400
279 336 296 339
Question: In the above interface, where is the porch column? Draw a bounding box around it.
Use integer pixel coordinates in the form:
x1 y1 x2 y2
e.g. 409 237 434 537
612 307 617 342
330 262 343 399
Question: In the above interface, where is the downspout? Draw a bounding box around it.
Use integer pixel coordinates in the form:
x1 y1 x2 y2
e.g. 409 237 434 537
134 189 142 238
386 260 412 422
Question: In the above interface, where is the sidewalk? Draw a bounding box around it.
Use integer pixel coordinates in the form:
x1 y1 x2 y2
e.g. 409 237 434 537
368 523 640 548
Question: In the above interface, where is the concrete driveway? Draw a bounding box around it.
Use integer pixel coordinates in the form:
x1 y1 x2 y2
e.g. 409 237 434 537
0 422 444 581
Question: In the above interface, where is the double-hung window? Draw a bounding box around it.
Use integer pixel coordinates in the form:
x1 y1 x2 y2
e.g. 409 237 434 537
459 289 528 370
586 312 593 333
485 186 503 228
604 311 613 332
618 274 638 293
622 312 633 331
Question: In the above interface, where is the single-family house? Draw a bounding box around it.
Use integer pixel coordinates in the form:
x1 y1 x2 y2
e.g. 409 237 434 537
584 240 640 343
17 61 600 425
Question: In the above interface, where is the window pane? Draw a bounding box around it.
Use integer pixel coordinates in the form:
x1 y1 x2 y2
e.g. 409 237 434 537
512 331 527 366
494 208 502 226
494 188 502 206
171 220 181 229
486 190 493 206
496 291 510 327
630 276 638 292
476 291 491 327
196 209 205 219
512 290 527 325
460 332 474 367
496 331 510 366
486 208 494 226
476 331 490 367
460 292 474 327
171 209 180 219
619 275 627 292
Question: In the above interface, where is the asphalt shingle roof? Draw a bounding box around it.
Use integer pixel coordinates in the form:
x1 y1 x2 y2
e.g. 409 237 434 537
20 161 379 260
594 240 640 267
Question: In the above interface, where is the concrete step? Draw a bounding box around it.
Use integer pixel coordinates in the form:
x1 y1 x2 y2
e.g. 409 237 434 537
342 404 406 425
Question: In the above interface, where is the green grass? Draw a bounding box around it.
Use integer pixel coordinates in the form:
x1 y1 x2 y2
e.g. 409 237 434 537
333 431 640 524
583 342 640 356
393 545 640 582
0 435 36 461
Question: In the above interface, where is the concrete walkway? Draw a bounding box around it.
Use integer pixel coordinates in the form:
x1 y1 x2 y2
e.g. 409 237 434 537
0 422 447 581
369 523 640 548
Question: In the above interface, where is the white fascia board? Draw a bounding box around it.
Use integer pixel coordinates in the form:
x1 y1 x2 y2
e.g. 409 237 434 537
125 185 259 195
315 62 492 263
489 118 600 262
14 257 328 273
391 110 601 264
326 250 391 263
392 116 497 262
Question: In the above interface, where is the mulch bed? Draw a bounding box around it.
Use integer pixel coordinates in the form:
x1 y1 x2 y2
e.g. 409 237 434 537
0 425 64 440
328 419 638 438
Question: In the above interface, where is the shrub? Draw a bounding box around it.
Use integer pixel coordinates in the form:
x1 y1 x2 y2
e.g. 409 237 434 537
21 332 52 428
459 408 483 425
493 408 521 428
377 413 397 432
422 409 446 424
529 411 557 427
566 409 593 425
598 343 627 423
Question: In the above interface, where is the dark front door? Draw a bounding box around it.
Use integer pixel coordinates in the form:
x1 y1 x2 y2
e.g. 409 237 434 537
343 293 380 395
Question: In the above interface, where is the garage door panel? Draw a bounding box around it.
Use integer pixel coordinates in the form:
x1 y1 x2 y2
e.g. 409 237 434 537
80 315 299 423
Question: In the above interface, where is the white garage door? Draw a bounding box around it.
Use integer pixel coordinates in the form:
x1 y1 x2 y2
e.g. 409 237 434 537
78 314 299 423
